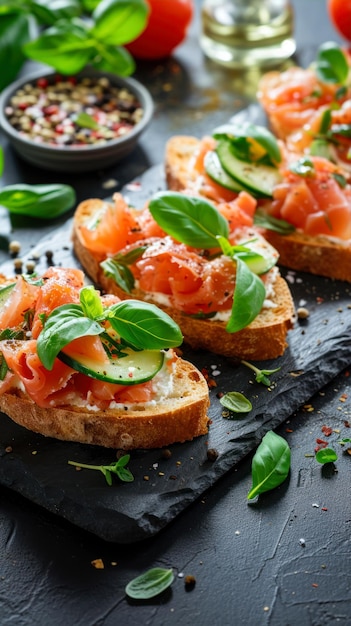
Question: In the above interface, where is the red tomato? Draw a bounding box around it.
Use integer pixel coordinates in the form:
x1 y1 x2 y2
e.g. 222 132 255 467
126 0 193 60
328 0 351 41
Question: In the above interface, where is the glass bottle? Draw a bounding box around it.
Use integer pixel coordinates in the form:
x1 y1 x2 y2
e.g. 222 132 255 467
200 0 296 68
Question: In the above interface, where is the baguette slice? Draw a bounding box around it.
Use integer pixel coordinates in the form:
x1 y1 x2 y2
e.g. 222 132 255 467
0 272 209 449
73 199 294 361
0 358 210 450
165 135 351 282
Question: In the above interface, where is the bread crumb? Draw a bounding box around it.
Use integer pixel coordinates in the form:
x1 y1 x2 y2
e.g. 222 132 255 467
91 559 104 569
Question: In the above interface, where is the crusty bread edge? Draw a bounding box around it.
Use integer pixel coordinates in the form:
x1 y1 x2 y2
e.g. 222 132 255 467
165 135 351 283
0 358 210 449
72 200 295 361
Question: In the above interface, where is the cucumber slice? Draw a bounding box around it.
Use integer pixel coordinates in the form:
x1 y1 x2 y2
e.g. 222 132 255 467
58 347 165 385
204 150 245 192
0 282 16 308
216 140 282 198
236 236 278 274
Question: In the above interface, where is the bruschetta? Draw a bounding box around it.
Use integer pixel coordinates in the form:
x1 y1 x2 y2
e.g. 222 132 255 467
165 130 351 282
0 267 210 449
72 191 294 361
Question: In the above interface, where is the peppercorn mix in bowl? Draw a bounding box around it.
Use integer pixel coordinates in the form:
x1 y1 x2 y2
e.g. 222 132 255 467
0 68 154 173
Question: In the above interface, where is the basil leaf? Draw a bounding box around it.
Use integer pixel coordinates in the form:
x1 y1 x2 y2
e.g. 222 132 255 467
247 431 291 500
37 303 104 370
23 21 94 74
253 209 295 234
92 0 148 46
101 258 135 293
0 184 76 219
90 43 135 76
289 157 315 177
125 568 174 600
149 192 229 248
0 12 31 91
75 112 100 130
309 138 335 160
226 258 265 333
106 300 183 350
220 391 252 413
318 108 332 135
315 41 349 85
79 286 104 319
315 448 338 464
213 122 282 164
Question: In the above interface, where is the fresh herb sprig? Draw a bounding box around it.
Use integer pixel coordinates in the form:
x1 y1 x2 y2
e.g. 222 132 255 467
247 430 291 500
68 454 134 485
36 285 183 370
147 191 272 333
315 448 338 464
241 360 281 386
0 0 149 89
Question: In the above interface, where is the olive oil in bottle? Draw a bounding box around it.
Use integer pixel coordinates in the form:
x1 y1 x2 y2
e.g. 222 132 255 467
200 0 295 68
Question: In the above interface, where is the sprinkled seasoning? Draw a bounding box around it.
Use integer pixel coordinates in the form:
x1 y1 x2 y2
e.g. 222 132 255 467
5 75 144 148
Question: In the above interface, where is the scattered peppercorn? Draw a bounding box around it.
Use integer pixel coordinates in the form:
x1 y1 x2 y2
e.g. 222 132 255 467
206 448 219 462
297 306 310 320
8 240 21 256
184 575 196 591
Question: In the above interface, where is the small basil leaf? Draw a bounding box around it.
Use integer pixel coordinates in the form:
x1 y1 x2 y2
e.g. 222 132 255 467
149 191 229 248
226 258 265 333
37 303 104 370
92 0 148 46
106 300 183 349
125 568 174 600
29 0 82 25
315 41 349 85
101 258 135 293
253 209 295 234
315 448 338 464
289 157 315 177
75 112 100 130
80 286 104 319
247 431 291 500
220 391 252 413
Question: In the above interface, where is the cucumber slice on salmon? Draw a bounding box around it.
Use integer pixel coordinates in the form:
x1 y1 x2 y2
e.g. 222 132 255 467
216 140 282 198
236 236 278 275
204 150 245 192
58 347 165 385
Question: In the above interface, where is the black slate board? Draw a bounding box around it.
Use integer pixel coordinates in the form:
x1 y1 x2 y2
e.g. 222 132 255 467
0 164 351 543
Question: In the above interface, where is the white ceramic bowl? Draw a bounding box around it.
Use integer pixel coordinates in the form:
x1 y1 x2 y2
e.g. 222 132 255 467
0 68 154 173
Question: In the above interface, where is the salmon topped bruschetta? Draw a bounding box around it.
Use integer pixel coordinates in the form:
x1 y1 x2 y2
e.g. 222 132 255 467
72 190 295 361
0 267 210 449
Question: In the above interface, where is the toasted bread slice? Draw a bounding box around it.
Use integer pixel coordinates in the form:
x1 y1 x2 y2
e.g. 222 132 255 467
165 135 351 282
0 271 209 449
72 198 295 361
0 357 210 449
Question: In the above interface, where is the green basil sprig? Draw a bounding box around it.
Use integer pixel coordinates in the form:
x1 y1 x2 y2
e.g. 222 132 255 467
37 285 183 370
247 431 291 500
125 568 174 600
23 0 149 77
0 184 76 219
68 454 134 485
253 209 295 235
101 246 147 294
314 41 349 85
148 192 269 333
